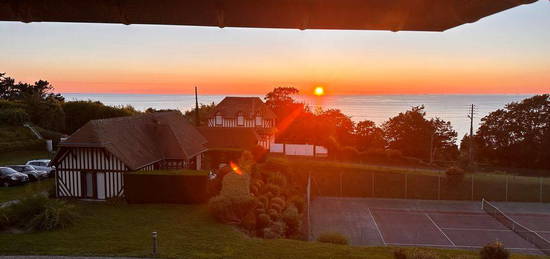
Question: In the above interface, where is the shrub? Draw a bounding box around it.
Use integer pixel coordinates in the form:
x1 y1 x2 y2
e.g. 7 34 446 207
268 172 287 188
259 157 290 175
256 213 271 230
282 205 301 235
394 248 407 259
241 211 256 231
264 184 281 197
480 241 509 259
3 195 79 231
316 232 349 245
0 108 30 125
288 195 305 213
208 194 254 224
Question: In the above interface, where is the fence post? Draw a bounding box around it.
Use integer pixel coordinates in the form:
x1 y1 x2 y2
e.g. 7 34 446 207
471 175 474 200
339 171 343 197
307 172 312 240
505 175 509 202
437 175 441 200
404 174 408 199
372 172 375 197
540 177 543 203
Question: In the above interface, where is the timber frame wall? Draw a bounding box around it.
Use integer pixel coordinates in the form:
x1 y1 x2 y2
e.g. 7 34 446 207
54 147 193 200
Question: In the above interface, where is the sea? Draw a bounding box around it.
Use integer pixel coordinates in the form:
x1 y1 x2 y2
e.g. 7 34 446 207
62 93 533 141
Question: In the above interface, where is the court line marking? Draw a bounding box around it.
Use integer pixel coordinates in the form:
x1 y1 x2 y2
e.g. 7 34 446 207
368 207 387 246
441 227 511 232
425 213 456 247
385 242 542 251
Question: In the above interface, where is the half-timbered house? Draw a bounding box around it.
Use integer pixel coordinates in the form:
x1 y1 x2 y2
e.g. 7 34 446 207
207 97 276 149
51 111 207 200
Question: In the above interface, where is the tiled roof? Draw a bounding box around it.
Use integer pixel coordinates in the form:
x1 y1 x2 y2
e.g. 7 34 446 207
210 97 276 119
57 112 207 170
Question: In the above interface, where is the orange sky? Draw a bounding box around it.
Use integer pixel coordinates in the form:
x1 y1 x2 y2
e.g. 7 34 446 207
1 1 549 95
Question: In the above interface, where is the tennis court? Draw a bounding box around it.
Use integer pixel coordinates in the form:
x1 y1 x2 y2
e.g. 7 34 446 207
310 197 550 255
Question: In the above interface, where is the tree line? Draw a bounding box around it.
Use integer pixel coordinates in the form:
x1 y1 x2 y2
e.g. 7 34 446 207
0 72 139 134
260 87 549 171
2 72 548 171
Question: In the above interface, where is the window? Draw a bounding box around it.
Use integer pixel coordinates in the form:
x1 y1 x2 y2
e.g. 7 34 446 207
237 112 244 126
255 113 262 126
215 112 222 125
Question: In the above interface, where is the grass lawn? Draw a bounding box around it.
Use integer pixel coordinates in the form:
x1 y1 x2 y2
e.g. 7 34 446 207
0 179 54 203
0 150 53 166
0 202 542 259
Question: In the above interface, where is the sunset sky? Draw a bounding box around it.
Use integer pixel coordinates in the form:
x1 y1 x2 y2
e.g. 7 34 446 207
1 1 549 95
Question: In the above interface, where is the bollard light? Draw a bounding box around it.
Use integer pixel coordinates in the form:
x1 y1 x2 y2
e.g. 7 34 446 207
152 231 158 256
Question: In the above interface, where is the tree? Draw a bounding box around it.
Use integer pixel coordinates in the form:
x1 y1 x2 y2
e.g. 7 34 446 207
63 100 139 134
475 94 550 169
354 120 386 151
183 102 216 126
264 87 305 127
382 106 457 161
0 73 63 102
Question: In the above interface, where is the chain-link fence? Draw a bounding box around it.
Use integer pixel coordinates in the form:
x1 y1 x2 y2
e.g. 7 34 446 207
310 171 550 202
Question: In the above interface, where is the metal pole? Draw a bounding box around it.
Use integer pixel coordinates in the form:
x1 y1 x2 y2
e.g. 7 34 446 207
437 175 441 200
468 104 475 165
307 172 312 240
405 174 408 199
471 175 474 200
339 171 343 197
194 86 200 127
505 175 509 202
540 177 543 203
152 232 158 256
372 172 375 197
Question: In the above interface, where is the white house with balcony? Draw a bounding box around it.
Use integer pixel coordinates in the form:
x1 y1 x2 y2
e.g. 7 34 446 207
207 97 276 149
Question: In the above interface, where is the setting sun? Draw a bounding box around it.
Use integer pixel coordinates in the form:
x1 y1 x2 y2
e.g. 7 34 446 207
314 86 325 96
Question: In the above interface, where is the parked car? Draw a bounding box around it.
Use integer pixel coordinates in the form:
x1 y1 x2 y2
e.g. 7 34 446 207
6 165 48 181
25 159 55 177
0 167 29 187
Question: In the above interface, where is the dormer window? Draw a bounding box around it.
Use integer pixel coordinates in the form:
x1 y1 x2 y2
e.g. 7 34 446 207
237 112 244 126
215 112 222 126
255 113 262 127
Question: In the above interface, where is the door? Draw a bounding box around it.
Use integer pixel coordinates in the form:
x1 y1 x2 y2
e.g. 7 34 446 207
81 171 97 199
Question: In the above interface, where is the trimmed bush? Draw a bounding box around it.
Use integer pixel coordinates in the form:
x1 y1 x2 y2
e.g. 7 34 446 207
282 205 301 235
316 232 349 245
208 194 254 224
480 241 509 259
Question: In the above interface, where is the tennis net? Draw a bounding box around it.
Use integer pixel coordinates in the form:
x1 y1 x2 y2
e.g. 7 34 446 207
482 198 550 255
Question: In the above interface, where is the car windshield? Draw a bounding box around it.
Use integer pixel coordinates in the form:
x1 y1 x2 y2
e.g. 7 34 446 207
1 168 17 175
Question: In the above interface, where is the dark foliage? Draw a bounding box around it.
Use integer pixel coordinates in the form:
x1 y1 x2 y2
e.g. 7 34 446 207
63 100 139 134
473 94 550 170
1 195 79 231
382 106 458 161
480 241 509 259
182 102 216 126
